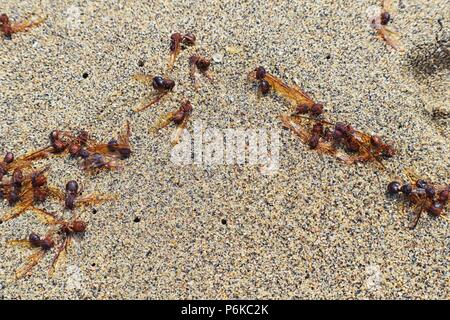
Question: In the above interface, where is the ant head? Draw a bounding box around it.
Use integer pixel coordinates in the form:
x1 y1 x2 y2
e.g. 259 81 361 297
77 130 89 145
12 169 23 185
49 130 61 142
72 220 87 233
380 12 391 25
28 233 41 245
0 14 9 24
196 58 211 71
8 191 20 206
152 76 165 90
52 139 66 152
255 66 267 80
66 180 79 193
4 152 14 164
182 32 196 45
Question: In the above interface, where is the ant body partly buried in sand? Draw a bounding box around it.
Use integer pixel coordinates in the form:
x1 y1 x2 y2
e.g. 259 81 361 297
280 114 395 168
0 13 46 40
7 208 88 278
0 166 64 221
368 0 403 51
150 100 193 145
248 66 325 117
168 32 196 70
132 74 176 112
387 170 449 229
189 54 213 89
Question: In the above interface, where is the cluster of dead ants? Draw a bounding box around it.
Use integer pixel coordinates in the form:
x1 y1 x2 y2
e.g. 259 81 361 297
249 65 448 227
131 32 213 145
249 66 395 168
0 124 131 279
387 171 449 229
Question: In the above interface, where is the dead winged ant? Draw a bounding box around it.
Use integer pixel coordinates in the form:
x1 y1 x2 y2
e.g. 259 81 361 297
63 179 116 210
368 0 403 51
189 54 213 89
7 230 57 279
20 129 94 162
132 74 176 112
0 13 46 40
387 169 449 229
280 114 395 168
0 166 64 222
150 100 193 145
25 207 88 275
248 66 324 117
0 151 33 180
81 121 132 173
168 32 196 70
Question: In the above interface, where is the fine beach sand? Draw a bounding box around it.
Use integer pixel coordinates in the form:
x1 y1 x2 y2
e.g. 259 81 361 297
0 0 448 299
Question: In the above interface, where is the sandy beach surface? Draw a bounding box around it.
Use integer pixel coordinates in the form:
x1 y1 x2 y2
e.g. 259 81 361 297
0 0 448 299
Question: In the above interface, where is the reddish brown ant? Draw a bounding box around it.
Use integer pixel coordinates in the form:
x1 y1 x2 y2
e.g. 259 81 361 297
23 207 88 275
7 230 56 279
0 166 64 222
368 0 403 51
81 121 132 173
132 74 176 112
168 32 196 70
0 13 46 40
387 169 449 229
63 179 116 210
189 55 213 89
150 100 193 145
248 66 324 117
20 129 94 162
280 114 395 168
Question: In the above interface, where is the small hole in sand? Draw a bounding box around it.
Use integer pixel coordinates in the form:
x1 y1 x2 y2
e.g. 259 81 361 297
326 54 331 60
91 263 96 267
92 208 97 214
82 72 89 79
134 217 141 223
221 219 227 225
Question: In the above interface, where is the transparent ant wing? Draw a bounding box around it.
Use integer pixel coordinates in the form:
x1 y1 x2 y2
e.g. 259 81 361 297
132 74 153 85
75 193 117 207
49 236 71 276
15 249 46 279
382 0 393 12
149 111 176 133
133 92 169 112
118 120 131 146
0 196 34 222
27 207 59 224
264 73 315 108
6 239 34 249
168 42 181 70
171 114 191 146
378 27 403 51
46 186 65 201
10 16 46 34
